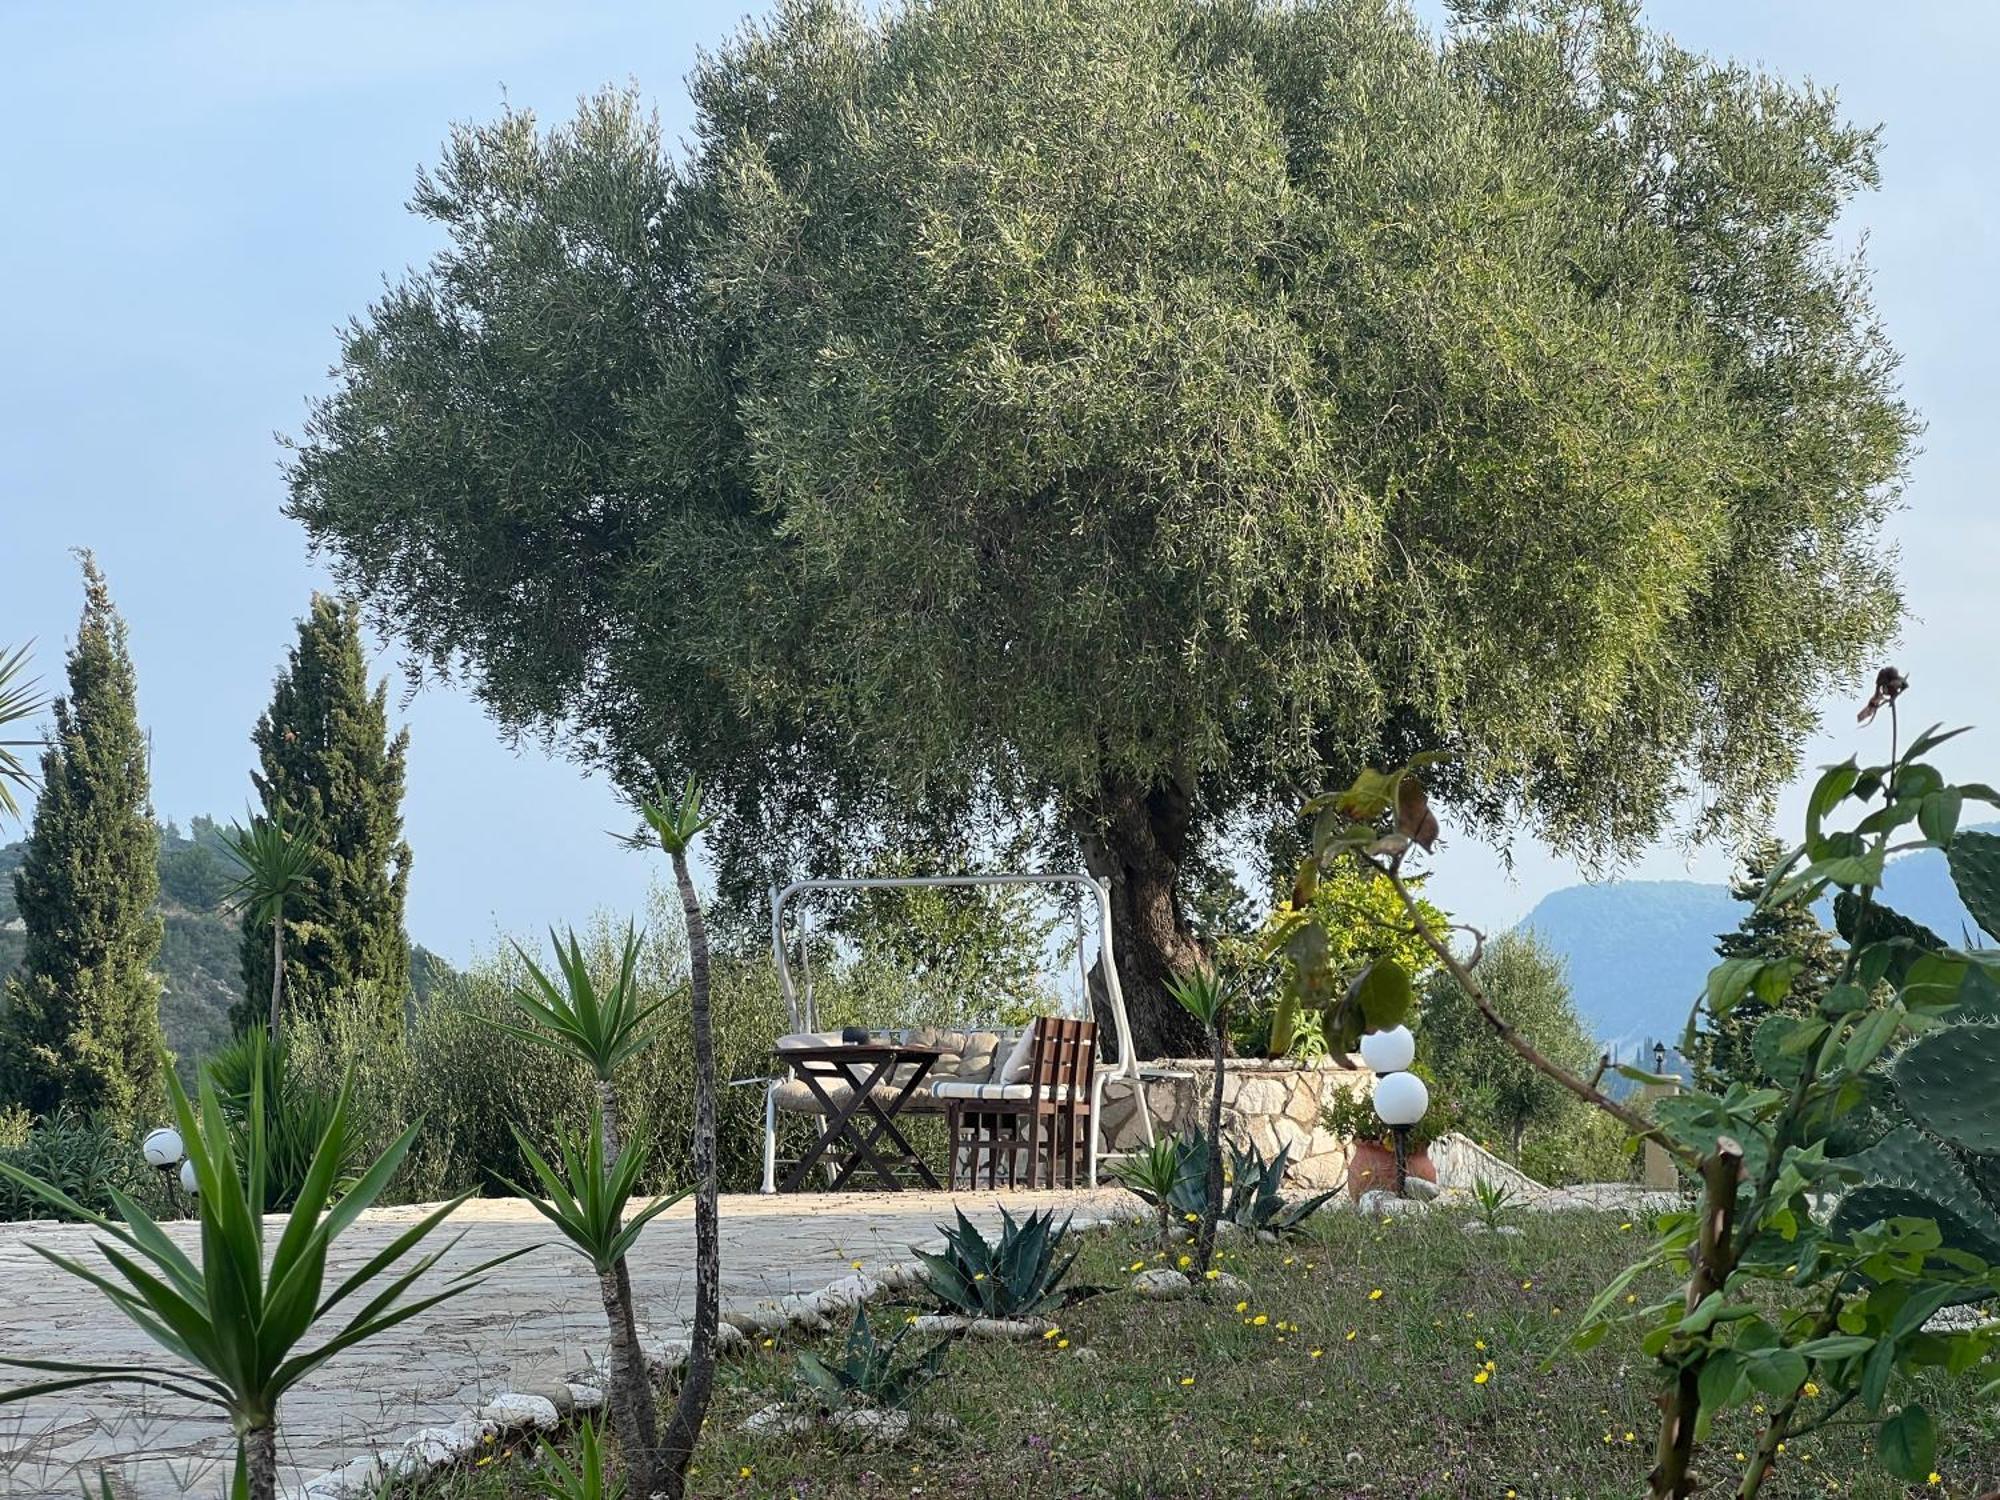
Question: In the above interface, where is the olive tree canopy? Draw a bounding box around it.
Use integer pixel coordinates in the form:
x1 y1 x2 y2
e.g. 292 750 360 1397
288 0 1911 1056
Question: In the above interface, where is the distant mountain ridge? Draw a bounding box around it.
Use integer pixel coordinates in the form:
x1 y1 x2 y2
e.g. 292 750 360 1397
1519 826 1993 1053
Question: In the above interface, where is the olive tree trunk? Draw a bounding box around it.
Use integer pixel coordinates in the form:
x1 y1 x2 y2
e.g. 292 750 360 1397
1073 774 1207 1061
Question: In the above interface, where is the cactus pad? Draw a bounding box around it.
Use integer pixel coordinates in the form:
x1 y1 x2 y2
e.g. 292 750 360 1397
1833 892 1946 953
1891 1023 2000 1155
1947 830 2000 942
1831 1126 2000 1261
1831 1184 2000 1264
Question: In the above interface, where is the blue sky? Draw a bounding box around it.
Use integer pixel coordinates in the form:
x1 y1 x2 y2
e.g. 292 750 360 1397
2 2 1995 966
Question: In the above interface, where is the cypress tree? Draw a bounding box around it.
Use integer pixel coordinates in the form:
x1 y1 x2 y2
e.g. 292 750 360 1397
1698 836 1841 1090
235 596 411 1038
0 555 166 1119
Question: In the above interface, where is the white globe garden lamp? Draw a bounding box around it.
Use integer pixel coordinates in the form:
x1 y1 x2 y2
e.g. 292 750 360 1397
141 1127 184 1170
1372 1069 1431 1198
1358 1025 1415 1075
179 1158 200 1197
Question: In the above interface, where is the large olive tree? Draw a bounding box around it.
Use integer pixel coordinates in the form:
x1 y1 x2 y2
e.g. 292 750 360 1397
288 0 1911 1057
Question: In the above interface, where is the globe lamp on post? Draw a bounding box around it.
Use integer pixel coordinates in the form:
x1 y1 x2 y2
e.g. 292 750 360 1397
1372 1070 1430 1198
142 1125 189 1216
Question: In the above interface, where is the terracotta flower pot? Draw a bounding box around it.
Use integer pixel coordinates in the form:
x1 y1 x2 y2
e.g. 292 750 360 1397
1345 1137 1437 1201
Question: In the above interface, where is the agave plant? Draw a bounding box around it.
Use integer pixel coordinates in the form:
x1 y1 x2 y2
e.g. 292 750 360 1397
505 1113 686 1499
0 1050 517 1500
220 808 321 1043
1222 1138 1341 1236
0 641 42 824
918 1206 1079 1320
1115 1131 1336 1244
796 1306 950 1412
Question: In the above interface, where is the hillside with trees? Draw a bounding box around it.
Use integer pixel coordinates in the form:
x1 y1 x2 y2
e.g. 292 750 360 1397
1 817 451 1082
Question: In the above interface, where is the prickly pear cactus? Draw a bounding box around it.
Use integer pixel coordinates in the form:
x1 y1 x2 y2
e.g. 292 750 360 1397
1830 1126 2000 1263
1947 829 2000 941
1829 834 2000 1259
1892 1023 2000 1155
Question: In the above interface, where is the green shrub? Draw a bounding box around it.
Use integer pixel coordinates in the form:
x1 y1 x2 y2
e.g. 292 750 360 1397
0 1109 170 1223
204 1026 362 1210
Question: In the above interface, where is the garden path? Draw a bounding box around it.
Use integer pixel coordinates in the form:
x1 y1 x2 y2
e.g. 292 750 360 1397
0 1188 1122 1499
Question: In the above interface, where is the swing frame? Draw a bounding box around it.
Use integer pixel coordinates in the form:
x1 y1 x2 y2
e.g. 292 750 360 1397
754 871 1168 1191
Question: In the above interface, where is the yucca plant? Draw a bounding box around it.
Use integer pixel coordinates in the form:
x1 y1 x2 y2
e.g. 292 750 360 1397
1166 965 1233 1276
0 641 42 824
796 1306 949 1413
531 1415 624 1500
505 1112 685 1500
1470 1176 1515 1232
637 777 718 1500
491 925 659 1154
918 1206 1080 1320
220 808 321 1043
0 1049 517 1500
489 917 670 1494
204 1025 360 1211
1110 1134 1204 1250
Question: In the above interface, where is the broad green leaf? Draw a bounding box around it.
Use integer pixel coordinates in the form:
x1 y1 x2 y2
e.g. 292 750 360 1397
1877 1404 1935 1483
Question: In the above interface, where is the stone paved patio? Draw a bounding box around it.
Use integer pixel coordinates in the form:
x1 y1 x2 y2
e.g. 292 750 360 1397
0 1189 1122 1498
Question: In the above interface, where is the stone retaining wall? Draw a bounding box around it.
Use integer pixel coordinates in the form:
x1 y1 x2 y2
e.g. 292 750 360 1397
1099 1056 1372 1189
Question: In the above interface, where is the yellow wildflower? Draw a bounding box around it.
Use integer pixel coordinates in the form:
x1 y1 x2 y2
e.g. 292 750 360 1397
1369 1288 1384 1301
1473 1369 1491 1385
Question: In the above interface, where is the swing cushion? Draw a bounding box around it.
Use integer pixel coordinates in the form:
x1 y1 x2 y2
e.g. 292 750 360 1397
909 1027 1007 1082
770 1077 951 1115
930 1080 1079 1104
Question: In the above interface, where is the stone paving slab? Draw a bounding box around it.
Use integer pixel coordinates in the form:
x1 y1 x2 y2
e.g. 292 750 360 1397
0 1189 1121 1499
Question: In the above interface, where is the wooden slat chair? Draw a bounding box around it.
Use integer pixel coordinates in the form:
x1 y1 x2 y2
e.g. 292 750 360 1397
936 1017 1097 1190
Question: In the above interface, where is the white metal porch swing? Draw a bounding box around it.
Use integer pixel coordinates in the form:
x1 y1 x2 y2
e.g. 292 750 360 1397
751 870 1174 1192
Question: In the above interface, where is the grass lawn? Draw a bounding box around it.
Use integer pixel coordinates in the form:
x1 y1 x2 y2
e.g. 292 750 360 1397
412 1206 2000 1499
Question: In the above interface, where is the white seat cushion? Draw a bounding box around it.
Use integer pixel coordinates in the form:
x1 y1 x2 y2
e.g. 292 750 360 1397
931 1080 1075 1103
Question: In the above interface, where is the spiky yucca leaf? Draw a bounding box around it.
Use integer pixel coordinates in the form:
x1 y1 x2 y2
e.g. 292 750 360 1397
488 925 664 1080
501 1111 688 1272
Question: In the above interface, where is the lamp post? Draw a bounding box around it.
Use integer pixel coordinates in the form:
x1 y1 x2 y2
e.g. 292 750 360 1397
142 1125 189 1217
1372 1070 1430 1196
1361 1026 1424 1198
1653 1039 1669 1077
